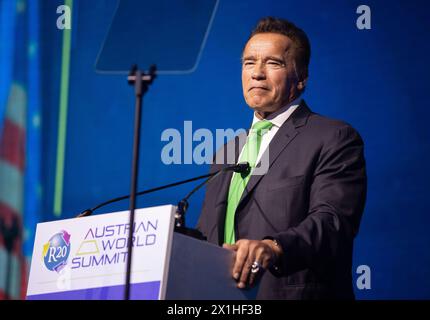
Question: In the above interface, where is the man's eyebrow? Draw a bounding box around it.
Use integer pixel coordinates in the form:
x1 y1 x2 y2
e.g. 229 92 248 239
264 56 285 62
241 55 285 62
242 55 257 61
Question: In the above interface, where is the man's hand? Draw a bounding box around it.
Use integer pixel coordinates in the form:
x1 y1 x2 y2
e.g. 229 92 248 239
223 239 282 289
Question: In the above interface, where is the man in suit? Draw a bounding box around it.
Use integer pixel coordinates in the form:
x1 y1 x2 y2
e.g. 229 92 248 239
197 17 367 299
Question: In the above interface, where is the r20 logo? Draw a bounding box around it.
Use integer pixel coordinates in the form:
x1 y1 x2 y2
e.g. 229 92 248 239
43 230 71 273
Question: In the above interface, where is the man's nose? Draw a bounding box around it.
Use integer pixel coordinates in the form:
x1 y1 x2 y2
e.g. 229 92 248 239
251 62 266 80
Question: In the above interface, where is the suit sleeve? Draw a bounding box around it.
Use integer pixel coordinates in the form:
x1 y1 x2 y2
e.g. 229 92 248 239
274 125 367 276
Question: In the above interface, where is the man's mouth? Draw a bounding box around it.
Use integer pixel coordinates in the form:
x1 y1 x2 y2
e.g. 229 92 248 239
249 86 269 91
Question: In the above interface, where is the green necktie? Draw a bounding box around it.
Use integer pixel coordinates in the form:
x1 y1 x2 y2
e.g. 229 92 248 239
224 120 273 244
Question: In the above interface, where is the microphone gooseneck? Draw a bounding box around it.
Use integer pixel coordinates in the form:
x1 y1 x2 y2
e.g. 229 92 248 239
174 162 250 231
77 162 250 219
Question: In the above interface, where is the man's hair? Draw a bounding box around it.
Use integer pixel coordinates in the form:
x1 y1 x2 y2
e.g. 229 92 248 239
246 17 311 82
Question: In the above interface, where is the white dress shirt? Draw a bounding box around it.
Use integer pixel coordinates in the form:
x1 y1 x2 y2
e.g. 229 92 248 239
241 97 302 165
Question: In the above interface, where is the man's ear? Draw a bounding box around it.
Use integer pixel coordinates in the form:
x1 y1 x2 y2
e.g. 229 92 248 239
297 77 308 90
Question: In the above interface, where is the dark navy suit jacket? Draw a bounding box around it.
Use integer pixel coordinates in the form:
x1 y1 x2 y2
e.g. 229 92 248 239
197 101 367 299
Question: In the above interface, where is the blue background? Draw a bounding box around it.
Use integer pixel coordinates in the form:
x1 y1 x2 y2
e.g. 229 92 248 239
37 0 430 299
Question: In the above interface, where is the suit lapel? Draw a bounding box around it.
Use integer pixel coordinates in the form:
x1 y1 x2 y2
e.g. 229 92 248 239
237 100 312 208
213 100 312 244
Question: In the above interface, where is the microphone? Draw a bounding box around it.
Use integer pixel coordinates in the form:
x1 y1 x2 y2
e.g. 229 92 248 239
77 162 250 218
174 162 250 234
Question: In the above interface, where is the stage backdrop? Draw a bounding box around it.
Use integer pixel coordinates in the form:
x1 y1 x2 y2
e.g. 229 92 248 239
1 0 429 299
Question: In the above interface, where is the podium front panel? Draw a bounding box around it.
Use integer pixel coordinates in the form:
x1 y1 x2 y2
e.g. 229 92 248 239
26 205 175 300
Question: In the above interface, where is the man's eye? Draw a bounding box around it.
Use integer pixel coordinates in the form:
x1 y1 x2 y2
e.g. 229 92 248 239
243 61 255 66
267 61 283 67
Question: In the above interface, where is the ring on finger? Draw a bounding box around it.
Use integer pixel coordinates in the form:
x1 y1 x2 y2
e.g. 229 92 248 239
251 261 261 274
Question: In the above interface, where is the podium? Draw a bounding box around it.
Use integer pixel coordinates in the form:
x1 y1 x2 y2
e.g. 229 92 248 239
26 205 256 300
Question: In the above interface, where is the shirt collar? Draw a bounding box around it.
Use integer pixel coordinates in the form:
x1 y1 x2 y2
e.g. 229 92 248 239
251 97 302 128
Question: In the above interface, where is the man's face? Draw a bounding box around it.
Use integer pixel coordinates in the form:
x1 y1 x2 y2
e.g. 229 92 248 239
242 33 300 115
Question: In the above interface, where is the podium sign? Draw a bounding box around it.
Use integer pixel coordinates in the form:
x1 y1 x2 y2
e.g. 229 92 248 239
26 205 176 300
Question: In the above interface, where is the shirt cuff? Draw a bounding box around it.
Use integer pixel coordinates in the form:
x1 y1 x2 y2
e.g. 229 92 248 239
262 236 284 277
